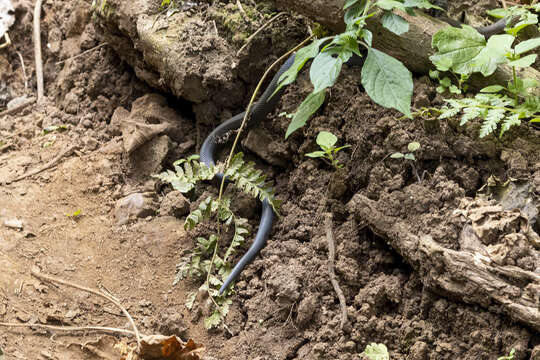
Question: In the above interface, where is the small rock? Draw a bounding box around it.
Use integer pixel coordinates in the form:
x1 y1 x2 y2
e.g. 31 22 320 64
531 345 540 360
3 218 23 229
159 191 190 218
343 341 356 352
82 119 93 129
408 341 428 360
63 92 79 114
114 193 158 225
243 127 288 167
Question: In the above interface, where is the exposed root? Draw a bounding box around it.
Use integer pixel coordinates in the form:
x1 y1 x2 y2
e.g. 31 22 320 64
0 322 139 336
324 212 348 330
30 270 142 349
55 42 108 65
236 12 286 56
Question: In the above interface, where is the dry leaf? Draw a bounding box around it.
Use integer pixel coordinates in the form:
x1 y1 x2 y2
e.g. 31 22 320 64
139 334 204 360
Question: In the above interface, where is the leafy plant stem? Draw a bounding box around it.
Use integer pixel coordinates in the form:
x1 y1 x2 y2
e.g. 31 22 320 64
512 65 518 106
204 34 316 301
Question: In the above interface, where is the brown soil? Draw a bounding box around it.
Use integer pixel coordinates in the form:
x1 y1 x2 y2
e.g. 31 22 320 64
0 1 538 360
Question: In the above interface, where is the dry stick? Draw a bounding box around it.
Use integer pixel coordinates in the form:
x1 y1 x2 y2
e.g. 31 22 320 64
0 32 10 49
205 34 315 310
324 212 348 330
236 0 249 22
237 12 286 56
0 97 36 117
5 143 79 184
55 43 108 65
0 322 138 336
33 0 44 103
16 52 28 91
30 270 142 349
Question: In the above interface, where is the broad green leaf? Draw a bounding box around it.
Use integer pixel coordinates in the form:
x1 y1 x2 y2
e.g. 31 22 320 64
429 69 439 79
273 39 326 97
404 153 416 161
310 52 344 93
515 38 540 55
430 25 486 72
530 118 540 123
344 1 367 26
376 0 406 11
381 11 409 35
390 152 404 159
344 0 364 10
361 48 413 118
316 131 338 148
431 27 513 76
306 151 325 158
486 8 507 19
480 85 505 93
362 29 373 46
362 343 389 360
508 54 537 68
285 91 326 138
407 141 420 152
403 0 443 10
507 13 538 37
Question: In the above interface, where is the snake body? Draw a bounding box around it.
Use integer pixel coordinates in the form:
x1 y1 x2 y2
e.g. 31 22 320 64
199 17 507 295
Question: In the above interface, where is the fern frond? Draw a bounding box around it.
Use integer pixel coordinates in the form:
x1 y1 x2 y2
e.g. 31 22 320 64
184 196 217 230
224 217 249 262
480 108 505 138
460 106 481 125
499 113 521 138
225 153 281 214
155 154 219 193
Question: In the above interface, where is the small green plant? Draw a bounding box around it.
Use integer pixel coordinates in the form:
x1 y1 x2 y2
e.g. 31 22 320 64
497 348 515 360
389 141 421 182
390 141 420 161
360 343 389 360
155 153 280 328
65 209 82 218
274 0 442 138
429 8 540 138
42 125 68 135
305 131 350 169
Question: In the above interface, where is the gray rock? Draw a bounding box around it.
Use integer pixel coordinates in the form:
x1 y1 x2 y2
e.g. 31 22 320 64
531 345 540 360
114 193 158 225
243 127 288 167
159 191 190 218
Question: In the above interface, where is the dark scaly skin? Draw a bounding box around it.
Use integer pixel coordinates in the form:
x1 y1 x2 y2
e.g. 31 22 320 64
199 18 506 295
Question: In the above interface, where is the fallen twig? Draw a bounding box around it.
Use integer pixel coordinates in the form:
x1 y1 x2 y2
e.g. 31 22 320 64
0 97 36 117
324 212 348 330
55 43 108 65
30 270 142 349
0 32 10 49
33 0 44 103
0 322 139 336
16 52 28 91
5 143 79 184
236 12 286 56
236 0 249 22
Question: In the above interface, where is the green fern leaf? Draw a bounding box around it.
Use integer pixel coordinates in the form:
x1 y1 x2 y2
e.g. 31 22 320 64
224 153 281 214
499 113 521 137
224 217 249 262
155 155 219 193
185 197 215 230
460 106 481 125
480 108 505 138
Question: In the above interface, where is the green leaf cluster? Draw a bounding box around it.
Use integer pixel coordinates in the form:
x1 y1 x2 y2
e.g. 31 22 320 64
438 92 540 138
390 141 419 160
429 10 540 137
277 0 442 137
154 155 219 193
306 131 350 169
487 5 539 37
361 343 389 360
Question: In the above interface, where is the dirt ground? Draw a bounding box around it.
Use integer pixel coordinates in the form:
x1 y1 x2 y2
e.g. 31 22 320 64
0 0 539 359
